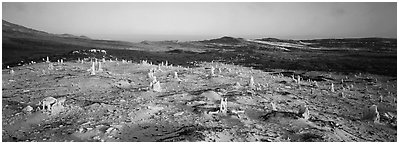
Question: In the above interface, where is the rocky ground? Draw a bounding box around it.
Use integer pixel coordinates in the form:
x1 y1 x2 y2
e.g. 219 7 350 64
2 59 397 142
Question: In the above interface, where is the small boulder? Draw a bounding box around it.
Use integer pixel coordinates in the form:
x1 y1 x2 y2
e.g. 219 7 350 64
22 105 34 112
201 91 222 102
362 105 380 123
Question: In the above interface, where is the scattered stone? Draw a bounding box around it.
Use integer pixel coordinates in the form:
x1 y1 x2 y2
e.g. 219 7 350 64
201 91 222 102
57 97 66 106
231 109 244 114
363 105 380 123
233 82 242 89
51 102 64 115
173 111 184 117
22 105 34 112
209 110 220 115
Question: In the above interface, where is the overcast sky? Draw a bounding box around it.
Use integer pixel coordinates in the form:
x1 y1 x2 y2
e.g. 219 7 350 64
2 2 397 42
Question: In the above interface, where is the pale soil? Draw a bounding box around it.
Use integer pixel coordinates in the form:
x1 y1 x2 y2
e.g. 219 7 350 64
2 60 397 142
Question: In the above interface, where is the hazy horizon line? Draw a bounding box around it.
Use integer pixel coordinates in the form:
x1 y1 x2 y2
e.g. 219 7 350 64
3 19 396 43
86 33 397 43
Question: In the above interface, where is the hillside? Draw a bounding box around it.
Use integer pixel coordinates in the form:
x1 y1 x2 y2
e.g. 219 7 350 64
2 20 397 76
2 20 137 66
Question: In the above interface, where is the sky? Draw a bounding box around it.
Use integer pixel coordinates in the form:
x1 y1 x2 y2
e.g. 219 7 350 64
2 2 397 42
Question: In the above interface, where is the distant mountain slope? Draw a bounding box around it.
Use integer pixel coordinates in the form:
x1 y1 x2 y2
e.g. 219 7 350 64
2 20 137 66
200 36 244 44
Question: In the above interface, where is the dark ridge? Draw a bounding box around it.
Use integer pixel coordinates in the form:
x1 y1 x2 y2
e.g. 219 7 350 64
200 36 243 44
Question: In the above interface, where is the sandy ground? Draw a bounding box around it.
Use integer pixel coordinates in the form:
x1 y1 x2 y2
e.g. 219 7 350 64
2 60 397 142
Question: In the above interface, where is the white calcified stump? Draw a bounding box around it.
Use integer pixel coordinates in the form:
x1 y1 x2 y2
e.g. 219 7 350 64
149 76 157 88
303 107 310 120
152 81 162 92
81 59 84 64
372 105 380 123
174 71 179 79
46 56 50 63
6 66 10 69
220 98 228 114
271 102 277 111
98 62 103 72
78 58 81 62
57 59 60 63
298 76 301 84
165 61 168 66
10 69 15 75
218 67 222 74
298 104 308 118
48 63 54 70
340 91 345 98
60 59 64 64
91 62 96 75
249 76 255 88
158 64 162 71
148 70 154 79
379 95 383 102
331 83 335 92
102 58 106 63
210 66 215 76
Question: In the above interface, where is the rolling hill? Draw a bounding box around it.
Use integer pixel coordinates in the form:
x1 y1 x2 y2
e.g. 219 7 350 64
2 20 137 66
2 20 397 76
